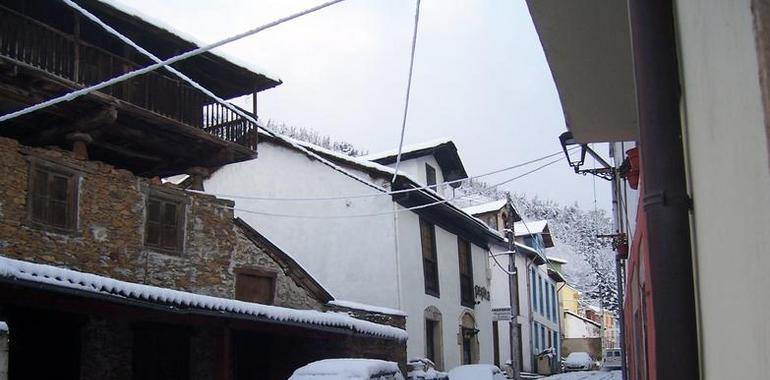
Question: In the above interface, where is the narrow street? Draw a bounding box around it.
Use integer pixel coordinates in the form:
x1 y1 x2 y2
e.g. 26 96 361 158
541 371 622 380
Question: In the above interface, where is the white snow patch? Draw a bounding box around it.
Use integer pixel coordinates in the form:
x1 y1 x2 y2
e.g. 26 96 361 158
0 321 7 332
0 256 406 340
446 364 505 380
461 199 508 216
541 370 622 380
514 220 549 236
162 174 189 185
289 358 403 380
329 300 407 317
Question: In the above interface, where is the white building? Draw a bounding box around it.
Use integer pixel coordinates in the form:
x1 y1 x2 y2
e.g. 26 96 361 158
464 201 561 375
201 136 503 370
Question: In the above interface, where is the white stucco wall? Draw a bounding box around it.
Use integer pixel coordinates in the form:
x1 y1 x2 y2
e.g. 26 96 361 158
395 207 493 369
205 143 495 370
204 141 401 308
675 1 770 378
383 155 449 197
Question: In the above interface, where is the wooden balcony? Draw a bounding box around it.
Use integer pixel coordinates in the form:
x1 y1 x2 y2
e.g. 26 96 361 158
0 3 275 176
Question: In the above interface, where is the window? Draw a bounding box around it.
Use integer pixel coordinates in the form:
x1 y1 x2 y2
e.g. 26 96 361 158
458 238 474 307
145 193 184 254
425 163 437 189
421 218 440 297
538 275 544 315
28 163 78 231
531 268 537 312
235 269 276 304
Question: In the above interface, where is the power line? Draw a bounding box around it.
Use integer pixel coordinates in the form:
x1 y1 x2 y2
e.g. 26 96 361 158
56 0 401 198
228 155 564 219
200 148 571 201
391 0 422 183
0 0 346 124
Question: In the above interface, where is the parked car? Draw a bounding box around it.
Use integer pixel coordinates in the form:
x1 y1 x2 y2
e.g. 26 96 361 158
288 358 404 380
447 364 507 380
602 348 622 369
407 358 448 380
563 352 594 372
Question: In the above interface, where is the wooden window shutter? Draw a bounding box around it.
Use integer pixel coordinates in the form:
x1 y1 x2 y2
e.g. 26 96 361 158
420 218 439 296
145 193 184 254
29 164 77 231
235 271 276 305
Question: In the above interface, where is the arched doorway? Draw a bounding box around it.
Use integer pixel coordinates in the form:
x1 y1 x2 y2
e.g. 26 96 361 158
424 306 444 370
459 312 479 365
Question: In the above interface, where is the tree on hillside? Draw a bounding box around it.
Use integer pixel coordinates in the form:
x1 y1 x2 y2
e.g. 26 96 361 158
265 120 368 157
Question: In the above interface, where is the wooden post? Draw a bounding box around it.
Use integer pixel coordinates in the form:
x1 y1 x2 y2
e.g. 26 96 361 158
72 12 80 82
66 132 92 160
214 326 233 380
186 167 210 191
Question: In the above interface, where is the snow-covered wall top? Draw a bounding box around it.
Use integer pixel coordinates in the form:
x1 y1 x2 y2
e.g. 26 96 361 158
0 255 408 341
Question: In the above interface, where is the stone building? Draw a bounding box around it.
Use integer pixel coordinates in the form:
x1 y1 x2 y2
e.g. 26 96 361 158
0 1 406 379
0 138 407 379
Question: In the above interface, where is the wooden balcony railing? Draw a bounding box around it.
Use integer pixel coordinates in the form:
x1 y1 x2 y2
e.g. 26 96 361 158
0 5 257 150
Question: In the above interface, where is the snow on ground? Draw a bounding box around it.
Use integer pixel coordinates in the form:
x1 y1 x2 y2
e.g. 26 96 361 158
541 370 622 380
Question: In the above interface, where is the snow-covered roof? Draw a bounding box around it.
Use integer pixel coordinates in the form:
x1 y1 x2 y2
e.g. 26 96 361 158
547 256 568 264
515 242 547 265
360 138 453 162
0 256 406 340
94 0 280 82
329 300 407 317
462 199 508 216
256 132 504 245
289 359 402 379
513 220 549 236
564 310 602 328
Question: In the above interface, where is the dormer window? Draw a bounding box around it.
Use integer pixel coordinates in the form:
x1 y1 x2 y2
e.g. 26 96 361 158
425 163 437 189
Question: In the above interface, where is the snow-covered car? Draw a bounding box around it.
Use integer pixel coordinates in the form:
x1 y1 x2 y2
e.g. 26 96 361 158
447 364 507 380
602 348 622 369
288 358 404 380
407 358 448 380
563 352 594 372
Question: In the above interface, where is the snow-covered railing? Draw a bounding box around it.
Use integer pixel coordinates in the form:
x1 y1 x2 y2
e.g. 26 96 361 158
0 4 257 150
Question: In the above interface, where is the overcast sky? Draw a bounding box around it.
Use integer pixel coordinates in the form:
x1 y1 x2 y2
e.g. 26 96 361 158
114 0 612 211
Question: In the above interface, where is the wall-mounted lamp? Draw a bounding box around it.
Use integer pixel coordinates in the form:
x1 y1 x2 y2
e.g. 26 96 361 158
558 131 615 181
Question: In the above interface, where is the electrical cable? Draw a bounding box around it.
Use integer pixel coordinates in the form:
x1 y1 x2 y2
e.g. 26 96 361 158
198 148 572 201
0 0 346 124
391 0 422 182
57 0 399 197
229 155 565 219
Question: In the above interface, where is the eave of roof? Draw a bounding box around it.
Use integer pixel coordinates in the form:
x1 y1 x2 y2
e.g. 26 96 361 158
525 0 638 143
86 0 281 97
256 133 504 247
0 255 406 340
363 139 468 183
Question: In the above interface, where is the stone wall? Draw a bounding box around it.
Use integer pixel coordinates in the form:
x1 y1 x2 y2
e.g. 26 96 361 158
0 137 319 309
325 303 407 329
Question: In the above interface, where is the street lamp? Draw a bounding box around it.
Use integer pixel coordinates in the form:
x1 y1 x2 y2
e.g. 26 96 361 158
558 131 615 181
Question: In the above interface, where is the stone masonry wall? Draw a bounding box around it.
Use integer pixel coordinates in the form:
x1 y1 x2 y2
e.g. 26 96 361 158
0 136 317 309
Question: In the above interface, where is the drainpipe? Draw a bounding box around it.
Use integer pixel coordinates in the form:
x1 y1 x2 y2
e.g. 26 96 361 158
611 163 627 380
627 1 700 378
